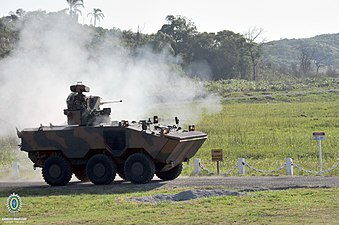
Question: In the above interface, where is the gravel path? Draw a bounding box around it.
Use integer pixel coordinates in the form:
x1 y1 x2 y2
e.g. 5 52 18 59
0 176 337 197
166 176 339 191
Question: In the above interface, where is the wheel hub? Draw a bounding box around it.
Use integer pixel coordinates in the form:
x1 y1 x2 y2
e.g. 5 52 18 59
93 163 105 177
49 164 61 178
131 162 144 176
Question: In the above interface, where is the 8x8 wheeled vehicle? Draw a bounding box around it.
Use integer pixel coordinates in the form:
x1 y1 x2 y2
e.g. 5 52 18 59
17 83 207 186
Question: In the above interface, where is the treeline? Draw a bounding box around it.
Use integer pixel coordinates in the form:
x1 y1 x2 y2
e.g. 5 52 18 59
0 9 338 81
0 10 262 81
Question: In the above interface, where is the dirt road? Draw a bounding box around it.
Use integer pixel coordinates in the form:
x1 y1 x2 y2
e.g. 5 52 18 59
0 176 338 196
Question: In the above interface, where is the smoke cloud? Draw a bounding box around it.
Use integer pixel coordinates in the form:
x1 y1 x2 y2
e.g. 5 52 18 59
0 11 221 135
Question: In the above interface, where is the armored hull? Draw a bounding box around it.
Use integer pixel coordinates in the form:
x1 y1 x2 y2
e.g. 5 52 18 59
19 124 207 172
18 122 207 186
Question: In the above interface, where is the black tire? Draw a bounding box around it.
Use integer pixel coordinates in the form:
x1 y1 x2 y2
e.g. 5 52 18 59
124 153 155 184
86 154 116 185
156 163 183 181
117 165 127 180
73 165 89 182
42 156 72 186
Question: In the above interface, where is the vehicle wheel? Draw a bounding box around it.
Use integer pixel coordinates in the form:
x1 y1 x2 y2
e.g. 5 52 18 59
86 154 116 185
156 163 183 181
73 165 89 182
124 153 155 184
117 165 127 180
42 156 72 186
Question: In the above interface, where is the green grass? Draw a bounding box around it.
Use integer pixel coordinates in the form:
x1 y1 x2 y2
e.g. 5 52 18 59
194 94 339 176
0 136 39 179
0 136 18 166
0 188 338 224
186 77 339 176
205 77 339 96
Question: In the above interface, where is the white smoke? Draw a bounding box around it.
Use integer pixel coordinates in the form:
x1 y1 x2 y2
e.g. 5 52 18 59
0 11 221 135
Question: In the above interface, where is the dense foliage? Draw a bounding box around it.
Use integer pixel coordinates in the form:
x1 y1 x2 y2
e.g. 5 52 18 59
0 9 338 80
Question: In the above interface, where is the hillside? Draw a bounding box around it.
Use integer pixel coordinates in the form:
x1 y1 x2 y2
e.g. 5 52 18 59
263 34 339 75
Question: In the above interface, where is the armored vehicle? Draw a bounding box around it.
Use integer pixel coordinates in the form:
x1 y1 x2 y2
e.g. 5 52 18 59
17 83 207 186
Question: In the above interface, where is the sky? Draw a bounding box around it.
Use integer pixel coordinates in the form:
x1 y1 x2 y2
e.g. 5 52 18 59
1 0 339 41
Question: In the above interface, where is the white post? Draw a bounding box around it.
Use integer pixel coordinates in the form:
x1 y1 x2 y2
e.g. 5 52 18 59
238 158 246 175
313 132 325 174
286 158 293 176
193 158 201 176
318 140 323 174
11 161 20 179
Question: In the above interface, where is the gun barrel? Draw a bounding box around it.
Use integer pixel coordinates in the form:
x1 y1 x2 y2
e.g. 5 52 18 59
100 100 123 105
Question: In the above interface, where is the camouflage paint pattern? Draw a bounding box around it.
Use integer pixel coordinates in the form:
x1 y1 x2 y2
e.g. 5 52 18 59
18 124 207 172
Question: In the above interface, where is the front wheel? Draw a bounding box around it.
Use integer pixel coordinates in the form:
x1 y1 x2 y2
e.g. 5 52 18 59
86 154 116 185
156 163 183 181
42 156 72 186
124 153 155 184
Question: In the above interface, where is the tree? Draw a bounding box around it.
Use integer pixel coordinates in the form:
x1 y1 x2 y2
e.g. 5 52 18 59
312 48 329 74
0 9 23 58
216 30 249 79
244 27 264 80
159 15 197 64
66 0 84 19
15 9 26 18
147 31 175 54
313 55 327 74
187 30 250 80
8 9 26 20
87 8 104 27
298 45 314 76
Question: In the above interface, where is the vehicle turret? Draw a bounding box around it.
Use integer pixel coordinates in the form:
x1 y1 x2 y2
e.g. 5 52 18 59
63 83 112 126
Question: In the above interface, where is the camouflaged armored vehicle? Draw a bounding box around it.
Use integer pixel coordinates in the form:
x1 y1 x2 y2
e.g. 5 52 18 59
17 83 207 186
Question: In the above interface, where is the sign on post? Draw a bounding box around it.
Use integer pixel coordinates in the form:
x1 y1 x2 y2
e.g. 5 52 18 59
211 149 223 175
211 149 223 162
313 132 325 173
313 132 325 141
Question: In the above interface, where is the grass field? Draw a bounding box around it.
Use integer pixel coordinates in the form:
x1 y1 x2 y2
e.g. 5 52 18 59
0 187 338 224
193 94 339 176
185 77 339 176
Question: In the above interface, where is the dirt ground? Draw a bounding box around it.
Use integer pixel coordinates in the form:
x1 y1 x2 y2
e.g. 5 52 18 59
0 176 338 197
